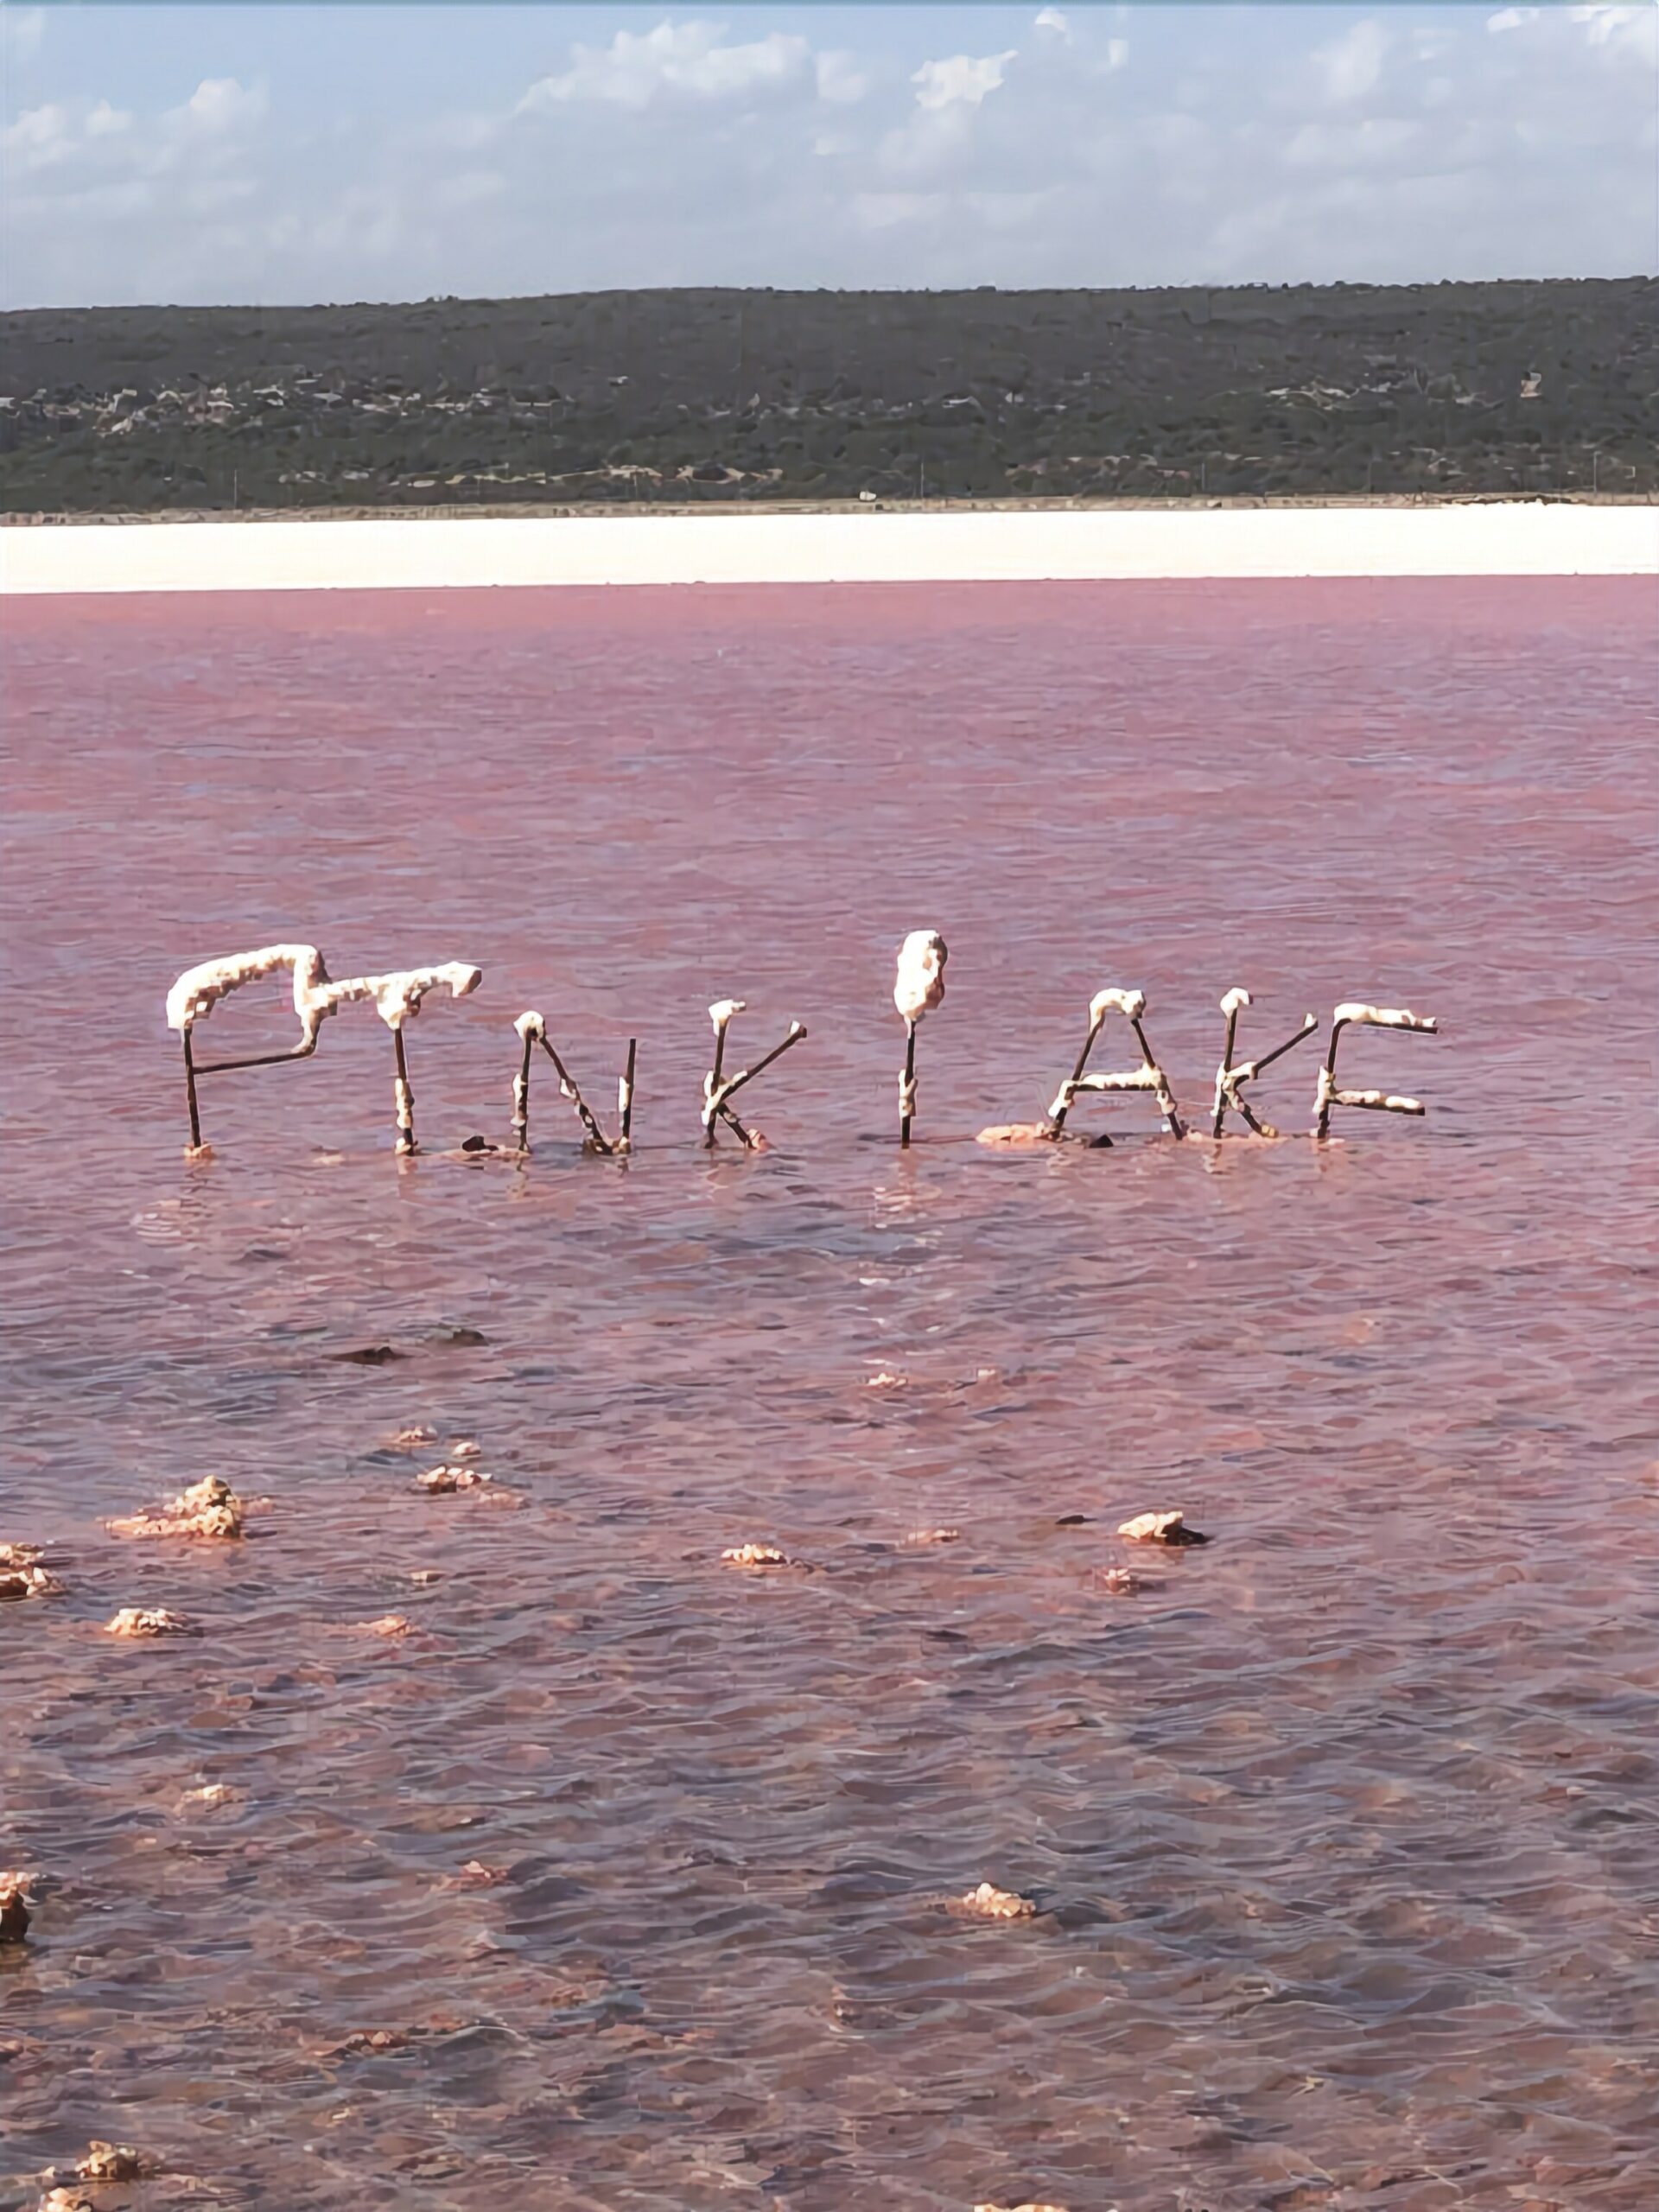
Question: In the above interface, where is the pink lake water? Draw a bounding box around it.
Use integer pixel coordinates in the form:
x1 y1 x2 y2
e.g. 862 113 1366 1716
1 579 1656 2212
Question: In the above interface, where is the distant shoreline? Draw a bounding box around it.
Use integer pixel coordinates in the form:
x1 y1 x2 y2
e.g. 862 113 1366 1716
4 490 1654 526
3 498 1653 595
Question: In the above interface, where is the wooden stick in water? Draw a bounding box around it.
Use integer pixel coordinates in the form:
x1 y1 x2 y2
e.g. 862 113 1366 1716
1315 1002 1439 1138
618 1038 637 1154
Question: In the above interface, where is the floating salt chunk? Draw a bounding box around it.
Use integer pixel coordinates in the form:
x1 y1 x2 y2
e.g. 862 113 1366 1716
902 1528 962 1548
954 1881 1037 1922
448 1439 481 1460
332 2027 412 2056
974 2200 1071 2211
38 2190 97 2212
1098 1567 1141 1594
0 1870 33 1942
361 1614 412 1638
444 1859 510 1889
105 1607 196 1637
866 1371 908 1390
107 1473 245 1542
1116 1510 1207 1547
0 1565 62 1601
0 1541 43 1568
385 1425 439 1452
415 1464 493 1494
721 1542 792 1569
975 1122 1060 1147
408 1568 443 1586
74 2143 146 2183
178 1783 240 1809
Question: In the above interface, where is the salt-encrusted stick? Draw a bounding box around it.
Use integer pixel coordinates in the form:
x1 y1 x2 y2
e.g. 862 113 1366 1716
393 1029 416 1155
167 943 333 1046
1314 1001 1439 1138
1211 988 1249 1137
168 944 331 1148
513 1012 618 1153
893 930 947 1147
182 1028 203 1151
512 1016 535 1152
1047 988 1182 1138
1045 988 1118 1136
1211 988 1319 1138
703 1021 808 1148
166 944 481 1154
703 999 745 1149
1128 1012 1185 1139
618 1039 637 1154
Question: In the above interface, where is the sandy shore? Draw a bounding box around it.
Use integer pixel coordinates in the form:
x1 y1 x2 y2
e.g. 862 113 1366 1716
3 500 1654 594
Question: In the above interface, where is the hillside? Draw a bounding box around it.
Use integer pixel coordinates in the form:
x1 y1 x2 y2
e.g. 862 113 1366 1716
2 279 1653 513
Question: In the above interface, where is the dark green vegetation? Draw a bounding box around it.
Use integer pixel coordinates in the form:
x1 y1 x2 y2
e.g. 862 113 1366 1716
3 280 1653 514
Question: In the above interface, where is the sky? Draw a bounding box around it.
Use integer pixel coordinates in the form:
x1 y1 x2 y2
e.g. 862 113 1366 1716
2 3 1655 308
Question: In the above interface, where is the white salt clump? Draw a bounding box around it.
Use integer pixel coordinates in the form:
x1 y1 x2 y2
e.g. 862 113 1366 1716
974 2200 1071 2212
0 1564 62 1601
709 998 747 1033
955 1880 1036 1921
317 963 482 1030
1333 1001 1437 1033
1219 986 1252 1017
167 945 481 1045
166 943 330 1039
1316 1071 1425 1116
73 2143 146 2183
416 1463 493 1494
514 1010 546 1042
893 931 948 1024
105 1607 196 1637
1117 1510 1207 1547
1089 985 1145 1024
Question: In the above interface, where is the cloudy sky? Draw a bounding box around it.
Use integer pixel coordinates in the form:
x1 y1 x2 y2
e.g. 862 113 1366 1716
3 3 1654 308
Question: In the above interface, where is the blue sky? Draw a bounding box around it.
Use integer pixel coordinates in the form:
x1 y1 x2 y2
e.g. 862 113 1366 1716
3 3 1655 306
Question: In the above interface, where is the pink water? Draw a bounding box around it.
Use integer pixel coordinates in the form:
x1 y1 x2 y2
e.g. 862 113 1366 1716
2 580 1656 2212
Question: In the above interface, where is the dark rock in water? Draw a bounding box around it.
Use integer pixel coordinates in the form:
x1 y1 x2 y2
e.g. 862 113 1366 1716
333 1344 403 1365
0 1877 31 1943
460 1135 494 1154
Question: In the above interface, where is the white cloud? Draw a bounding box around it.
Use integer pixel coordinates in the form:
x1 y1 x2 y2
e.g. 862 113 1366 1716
1569 3 1653 43
3 3 1654 307
1285 118 1424 171
913 50 1017 111
176 78 266 133
1033 8 1070 41
1 6 44 62
433 168 507 212
814 49 868 105
1487 9 1539 32
1315 18 1389 103
520 21 812 111
853 189 948 232
85 99 133 139
2 100 71 170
